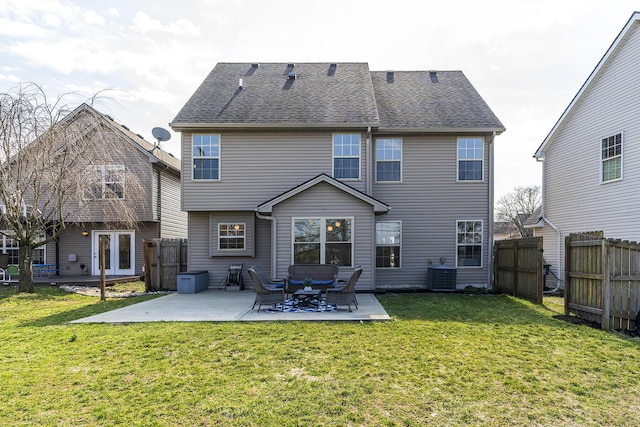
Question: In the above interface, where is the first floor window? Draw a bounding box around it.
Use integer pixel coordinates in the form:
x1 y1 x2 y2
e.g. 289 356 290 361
457 220 482 267
601 132 622 183
1 232 46 265
193 134 220 180
293 218 352 266
219 223 245 250
457 137 483 181
376 221 401 268
85 165 125 199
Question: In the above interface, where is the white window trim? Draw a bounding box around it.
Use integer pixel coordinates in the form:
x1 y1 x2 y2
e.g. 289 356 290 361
455 220 483 268
192 133 221 182
84 164 126 200
1 231 47 264
456 137 484 182
291 217 355 267
375 220 402 269
375 138 403 183
332 133 361 181
600 131 623 184
218 223 246 251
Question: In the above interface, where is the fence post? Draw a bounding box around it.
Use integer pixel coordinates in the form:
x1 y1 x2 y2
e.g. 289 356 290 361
564 235 571 316
602 239 611 330
513 240 519 296
536 237 544 304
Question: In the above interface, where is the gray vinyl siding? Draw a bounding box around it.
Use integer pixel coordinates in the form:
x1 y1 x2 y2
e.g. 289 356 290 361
49 222 158 276
373 134 492 288
158 170 187 238
271 182 375 290
541 20 640 283
66 130 155 223
187 211 272 289
181 131 368 211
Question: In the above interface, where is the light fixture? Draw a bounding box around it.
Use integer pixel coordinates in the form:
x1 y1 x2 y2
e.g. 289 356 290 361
327 225 333 232
335 221 341 227
233 224 240 230
81 231 89 237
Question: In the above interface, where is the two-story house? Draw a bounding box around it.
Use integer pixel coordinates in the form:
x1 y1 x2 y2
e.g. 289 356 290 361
531 12 640 287
1 104 187 278
170 62 504 290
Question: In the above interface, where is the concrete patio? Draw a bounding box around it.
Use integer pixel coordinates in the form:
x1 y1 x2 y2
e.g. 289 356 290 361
70 289 391 323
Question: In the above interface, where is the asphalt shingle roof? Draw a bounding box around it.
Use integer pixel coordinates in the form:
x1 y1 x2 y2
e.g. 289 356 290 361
371 70 504 130
171 62 504 132
172 62 380 126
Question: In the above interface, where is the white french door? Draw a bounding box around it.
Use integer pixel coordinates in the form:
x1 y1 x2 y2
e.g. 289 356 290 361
92 231 135 275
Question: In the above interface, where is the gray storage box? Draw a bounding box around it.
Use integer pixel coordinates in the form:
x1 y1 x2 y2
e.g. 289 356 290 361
177 271 209 293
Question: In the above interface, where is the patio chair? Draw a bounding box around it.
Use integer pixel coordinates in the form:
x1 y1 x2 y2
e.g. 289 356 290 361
325 266 362 312
248 267 285 312
249 265 285 288
0 254 8 282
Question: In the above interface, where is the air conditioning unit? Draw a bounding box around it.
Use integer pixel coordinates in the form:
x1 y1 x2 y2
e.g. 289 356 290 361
427 266 457 291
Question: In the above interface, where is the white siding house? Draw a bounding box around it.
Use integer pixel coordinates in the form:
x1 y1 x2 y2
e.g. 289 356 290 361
532 12 640 288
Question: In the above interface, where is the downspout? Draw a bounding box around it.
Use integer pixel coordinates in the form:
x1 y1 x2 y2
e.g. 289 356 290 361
255 211 278 279
366 126 372 195
488 132 495 289
538 155 562 292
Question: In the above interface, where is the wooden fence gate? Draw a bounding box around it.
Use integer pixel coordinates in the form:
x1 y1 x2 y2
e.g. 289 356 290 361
493 237 544 303
143 238 188 291
565 232 640 330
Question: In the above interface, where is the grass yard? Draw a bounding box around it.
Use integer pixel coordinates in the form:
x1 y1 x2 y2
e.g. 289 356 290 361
1 285 639 426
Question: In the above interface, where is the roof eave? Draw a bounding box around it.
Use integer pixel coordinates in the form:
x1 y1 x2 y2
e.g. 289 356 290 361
534 11 640 157
375 126 505 134
170 121 380 131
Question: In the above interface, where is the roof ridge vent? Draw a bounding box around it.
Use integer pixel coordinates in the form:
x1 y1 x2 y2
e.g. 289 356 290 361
287 71 296 80
386 71 394 83
429 70 439 83
251 63 259 68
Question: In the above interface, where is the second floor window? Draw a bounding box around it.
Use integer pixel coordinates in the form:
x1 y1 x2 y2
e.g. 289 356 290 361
376 138 402 182
333 134 360 179
602 132 622 183
193 134 220 180
457 137 483 181
85 165 125 199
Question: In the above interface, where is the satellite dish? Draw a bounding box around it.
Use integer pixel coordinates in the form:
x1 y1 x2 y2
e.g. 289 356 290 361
152 127 171 142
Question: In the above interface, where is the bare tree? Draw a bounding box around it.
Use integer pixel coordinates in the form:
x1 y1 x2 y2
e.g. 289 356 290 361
495 185 541 239
0 83 146 292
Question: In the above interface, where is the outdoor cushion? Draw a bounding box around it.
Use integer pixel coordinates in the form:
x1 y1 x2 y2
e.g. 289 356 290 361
311 280 334 286
267 282 285 288
288 279 305 286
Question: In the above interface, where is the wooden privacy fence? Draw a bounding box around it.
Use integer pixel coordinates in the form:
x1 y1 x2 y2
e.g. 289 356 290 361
143 238 188 291
565 232 640 330
494 237 544 303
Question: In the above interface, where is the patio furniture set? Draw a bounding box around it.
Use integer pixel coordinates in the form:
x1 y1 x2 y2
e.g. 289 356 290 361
248 264 362 312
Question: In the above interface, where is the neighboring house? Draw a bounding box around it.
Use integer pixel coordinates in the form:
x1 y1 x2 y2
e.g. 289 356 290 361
493 221 520 242
531 12 640 287
170 62 504 290
1 104 187 277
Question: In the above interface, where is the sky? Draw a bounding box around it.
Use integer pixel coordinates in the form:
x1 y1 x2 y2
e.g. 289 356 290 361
1 0 639 202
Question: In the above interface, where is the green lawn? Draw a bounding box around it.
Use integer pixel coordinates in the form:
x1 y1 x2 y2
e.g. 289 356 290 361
1 286 638 426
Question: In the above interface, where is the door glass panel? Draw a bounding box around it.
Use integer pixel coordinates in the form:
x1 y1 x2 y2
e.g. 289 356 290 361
100 234 111 271
119 234 131 270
